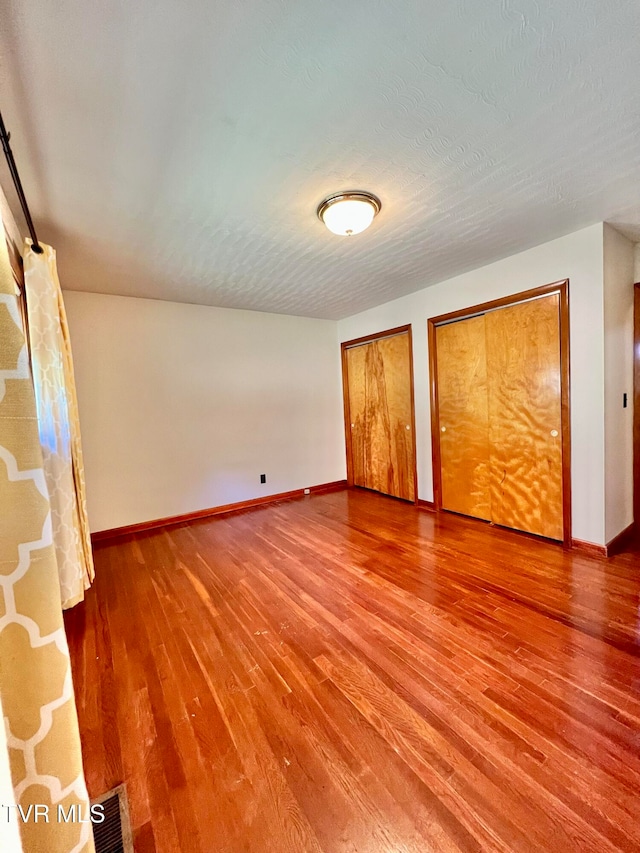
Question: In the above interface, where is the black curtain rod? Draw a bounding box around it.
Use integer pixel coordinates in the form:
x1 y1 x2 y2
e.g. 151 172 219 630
0 110 43 254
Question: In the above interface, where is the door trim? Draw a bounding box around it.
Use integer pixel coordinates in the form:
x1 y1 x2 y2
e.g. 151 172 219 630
341 324 418 503
427 280 572 546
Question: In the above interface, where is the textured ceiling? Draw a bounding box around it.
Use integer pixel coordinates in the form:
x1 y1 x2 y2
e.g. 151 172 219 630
1 0 640 319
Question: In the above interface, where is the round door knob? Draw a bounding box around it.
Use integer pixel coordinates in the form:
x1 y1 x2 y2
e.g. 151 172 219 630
406 425 411 430
550 429 558 437
351 423 355 428
441 426 446 432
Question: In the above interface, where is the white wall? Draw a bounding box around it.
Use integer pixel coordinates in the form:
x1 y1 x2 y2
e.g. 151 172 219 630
66 224 628 545
603 225 635 542
634 242 640 282
337 224 607 545
64 292 346 532
0 184 21 252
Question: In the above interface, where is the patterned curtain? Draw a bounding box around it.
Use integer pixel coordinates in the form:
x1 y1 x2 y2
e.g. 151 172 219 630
0 217 94 851
0 690 24 852
23 242 94 609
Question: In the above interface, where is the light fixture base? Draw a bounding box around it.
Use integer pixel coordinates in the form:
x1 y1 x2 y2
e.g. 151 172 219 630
317 191 381 236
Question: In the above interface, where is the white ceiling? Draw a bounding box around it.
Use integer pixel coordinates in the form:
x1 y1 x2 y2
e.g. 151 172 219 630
1 0 639 319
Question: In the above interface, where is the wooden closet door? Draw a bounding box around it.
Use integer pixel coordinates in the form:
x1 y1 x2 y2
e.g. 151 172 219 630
435 315 491 520
345 332 415 501
486 294 563 540
374 334 415 501
346 344 367 489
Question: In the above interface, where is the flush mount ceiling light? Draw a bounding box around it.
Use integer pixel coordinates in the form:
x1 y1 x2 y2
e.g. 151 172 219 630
317 191 381 236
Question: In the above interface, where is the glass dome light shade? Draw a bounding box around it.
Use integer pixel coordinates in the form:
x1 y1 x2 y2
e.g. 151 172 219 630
318 192 381 236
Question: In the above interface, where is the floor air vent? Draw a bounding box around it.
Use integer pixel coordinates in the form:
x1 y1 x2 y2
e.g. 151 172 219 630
91 784 133 853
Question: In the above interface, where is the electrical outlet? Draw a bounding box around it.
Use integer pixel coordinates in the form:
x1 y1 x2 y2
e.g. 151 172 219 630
260 474 266 484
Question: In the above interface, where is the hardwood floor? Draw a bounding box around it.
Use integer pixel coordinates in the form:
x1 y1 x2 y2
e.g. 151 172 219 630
64 490 640 852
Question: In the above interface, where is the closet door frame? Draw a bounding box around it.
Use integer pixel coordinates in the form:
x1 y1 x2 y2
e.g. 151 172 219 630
341 324 418 503
427 280 572 547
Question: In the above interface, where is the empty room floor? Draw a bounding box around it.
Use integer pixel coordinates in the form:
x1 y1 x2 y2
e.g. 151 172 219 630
64 489 640 853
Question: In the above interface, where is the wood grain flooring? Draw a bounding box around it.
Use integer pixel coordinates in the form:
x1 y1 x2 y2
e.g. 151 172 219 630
64 490 640 853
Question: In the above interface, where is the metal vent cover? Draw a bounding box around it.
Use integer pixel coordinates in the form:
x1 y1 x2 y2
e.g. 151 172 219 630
91 784 133 853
